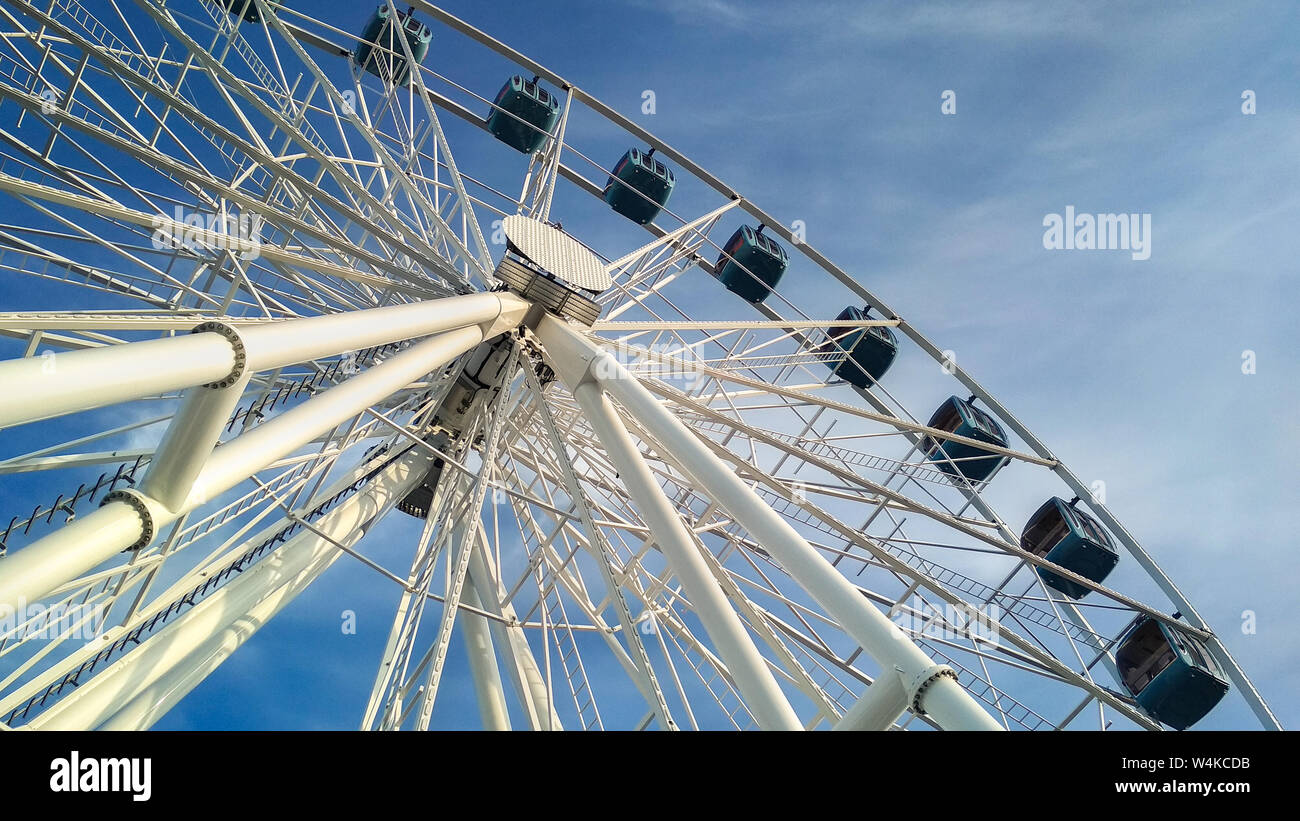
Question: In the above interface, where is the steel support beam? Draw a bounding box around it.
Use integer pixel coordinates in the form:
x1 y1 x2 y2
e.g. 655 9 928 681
466 533 563 730
832 668 909 731
141 374 251 512
460 584 512 731
0 292 526 428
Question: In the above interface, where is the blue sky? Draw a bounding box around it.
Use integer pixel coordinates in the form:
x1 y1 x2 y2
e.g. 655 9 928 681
0 0 1294 730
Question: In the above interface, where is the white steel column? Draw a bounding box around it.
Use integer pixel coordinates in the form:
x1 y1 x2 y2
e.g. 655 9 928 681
0 323 508 613
0 507 154 616
141 374 251 512
534 313 1002 731
236 292 526 371
0 292 526 429
0 333 237 428
460 584 512 731
832 668 908 731
467 536 563 731
570 380 802 731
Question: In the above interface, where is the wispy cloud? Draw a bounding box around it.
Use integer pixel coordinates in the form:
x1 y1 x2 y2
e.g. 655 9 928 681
840 0 1107 40
623 0 751 30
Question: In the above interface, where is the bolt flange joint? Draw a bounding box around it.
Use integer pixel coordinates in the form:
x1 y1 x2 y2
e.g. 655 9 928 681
101 489 155 551
907 664 959 715
191 321 247 389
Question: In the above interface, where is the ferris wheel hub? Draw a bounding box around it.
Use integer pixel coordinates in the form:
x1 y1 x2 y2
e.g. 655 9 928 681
502 216 610 292
495 216 606 326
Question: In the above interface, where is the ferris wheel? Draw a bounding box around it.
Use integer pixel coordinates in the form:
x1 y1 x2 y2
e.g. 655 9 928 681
0 0 1280 731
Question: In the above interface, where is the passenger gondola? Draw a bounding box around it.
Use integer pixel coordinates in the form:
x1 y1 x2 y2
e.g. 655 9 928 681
354 6 432 88
221 0 280 23
487 75 560 154
818 306 897 388
603 148 675 224
714 224 788 304
1115 615 1230 729
921 395 1008 482
1020 497 1120 598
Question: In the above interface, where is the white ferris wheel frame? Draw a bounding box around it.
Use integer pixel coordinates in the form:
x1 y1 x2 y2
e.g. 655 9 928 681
0 0 1278 732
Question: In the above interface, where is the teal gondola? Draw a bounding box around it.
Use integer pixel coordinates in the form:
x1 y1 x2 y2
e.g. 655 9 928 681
221 0 280 23
603 148 675 224
921 395 1008 483
487 75 560 154
1116 615 1230 729
714 224 788 304
819 306 897 388
354 6 433 88
1020 497 1119 598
